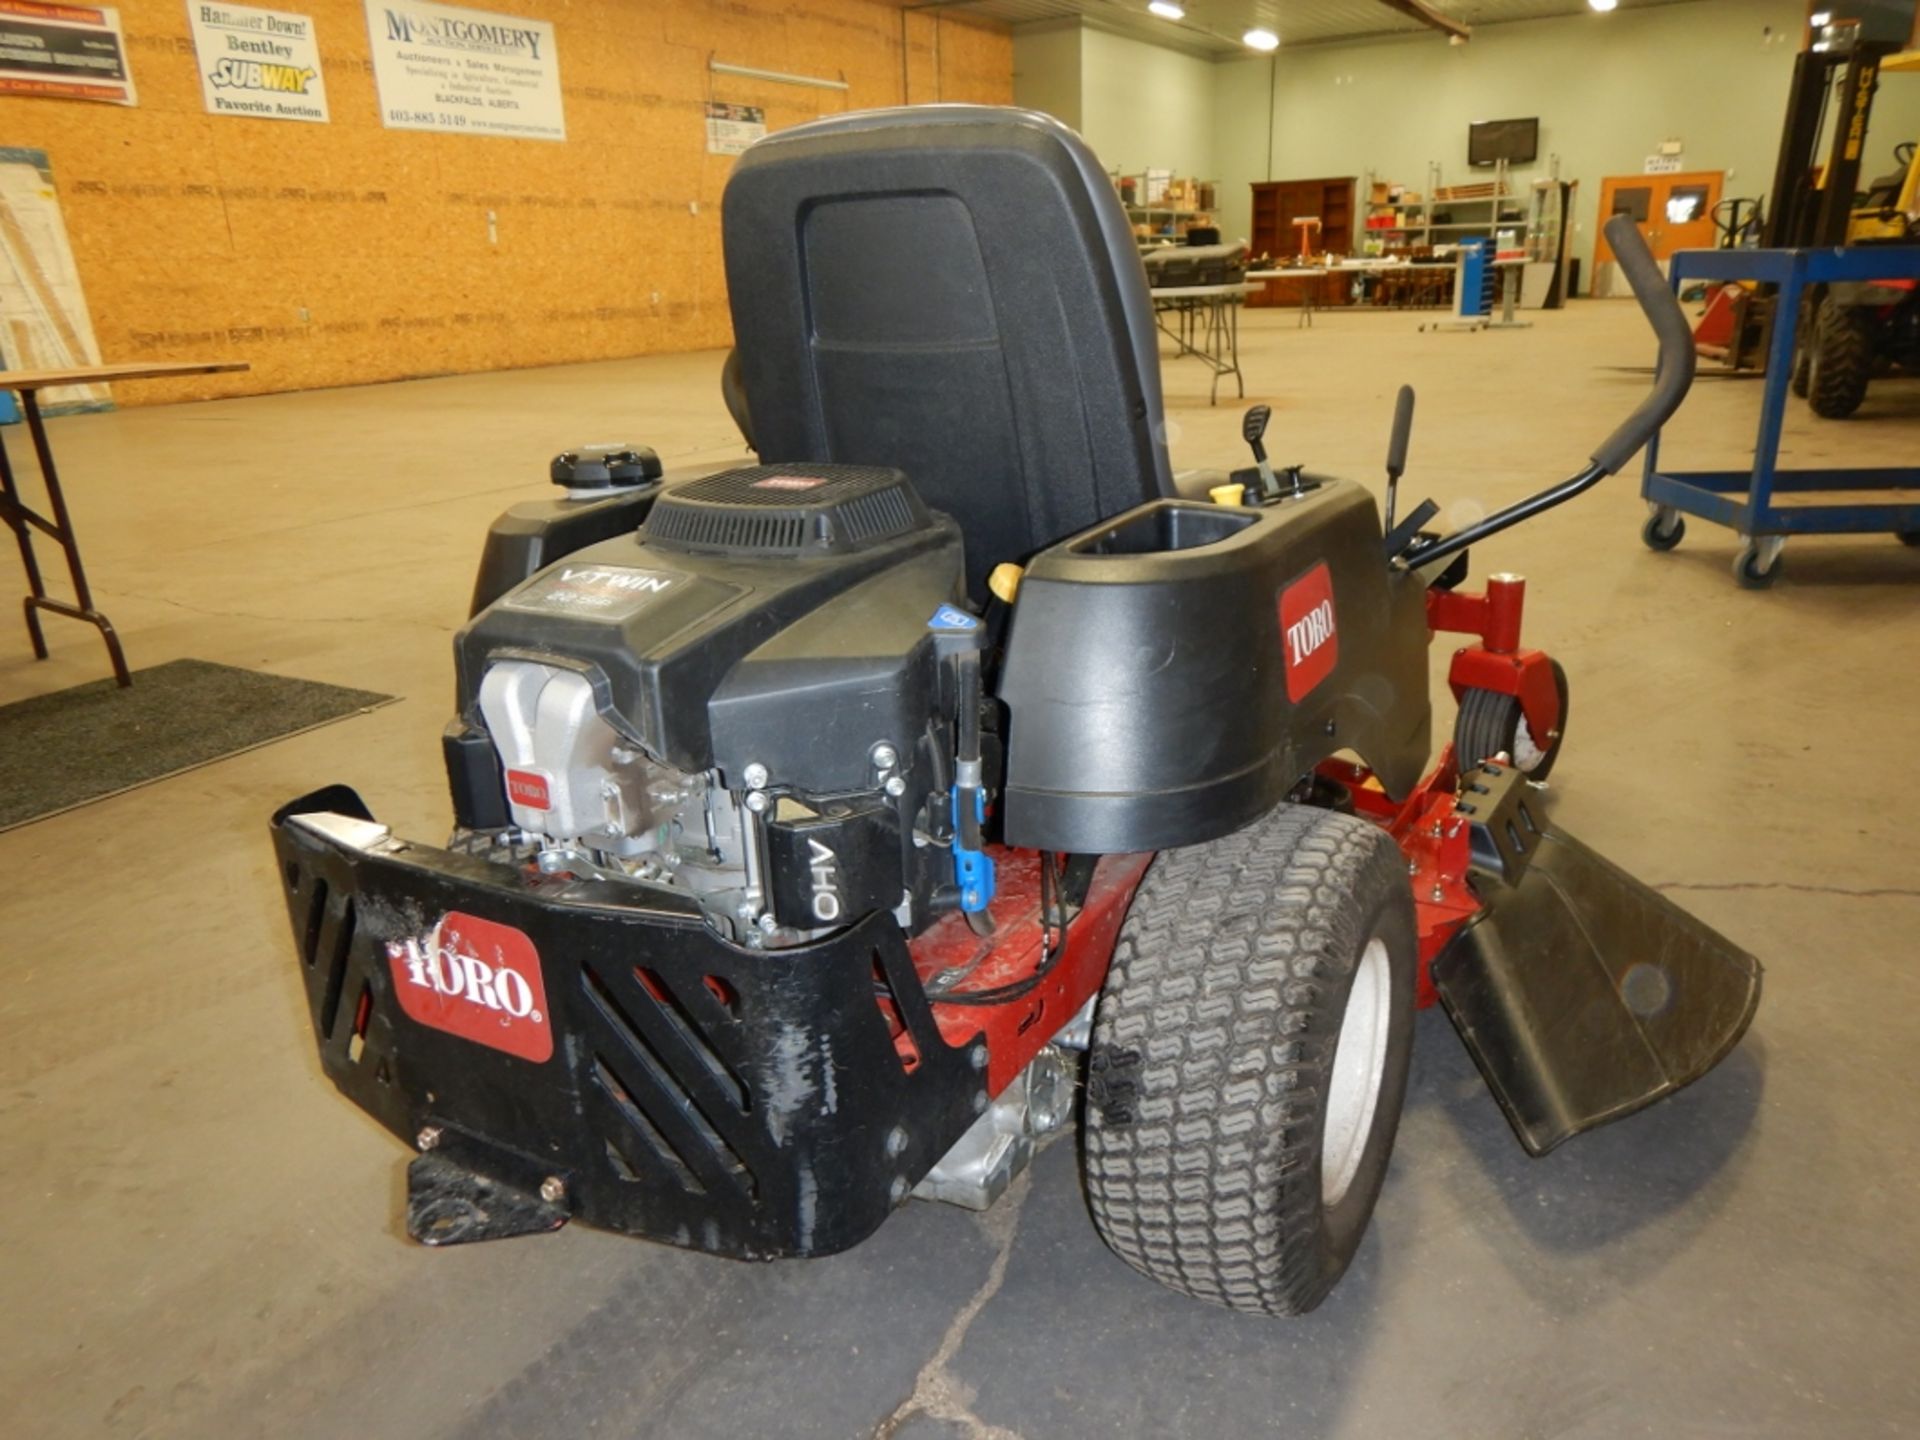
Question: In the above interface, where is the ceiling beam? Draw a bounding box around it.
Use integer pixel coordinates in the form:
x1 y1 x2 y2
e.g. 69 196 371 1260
1374 0 1472 41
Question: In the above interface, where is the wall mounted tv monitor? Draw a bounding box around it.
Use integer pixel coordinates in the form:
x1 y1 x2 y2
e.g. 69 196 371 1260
1469 118 1539 168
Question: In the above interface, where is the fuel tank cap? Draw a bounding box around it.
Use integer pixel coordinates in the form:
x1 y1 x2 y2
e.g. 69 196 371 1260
551 443 663 491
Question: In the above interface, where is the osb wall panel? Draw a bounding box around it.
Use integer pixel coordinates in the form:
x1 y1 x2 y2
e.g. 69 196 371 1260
0 0 1012 404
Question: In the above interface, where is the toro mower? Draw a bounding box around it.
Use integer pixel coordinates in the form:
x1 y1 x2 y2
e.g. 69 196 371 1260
270 108 1760 1316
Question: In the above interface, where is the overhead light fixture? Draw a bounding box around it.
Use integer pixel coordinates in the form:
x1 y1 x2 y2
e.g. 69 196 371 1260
1587 0 1618 10
1243 27 1280 51
1810 9 1832 22
1147 1 1184 18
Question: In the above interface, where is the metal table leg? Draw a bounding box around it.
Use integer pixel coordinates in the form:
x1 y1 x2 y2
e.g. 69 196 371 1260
4 391 131 685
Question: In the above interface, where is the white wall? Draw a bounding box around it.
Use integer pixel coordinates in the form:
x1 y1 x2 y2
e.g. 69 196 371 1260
1015 22 1216 179
1078 27 1217 179
1012 22 1082 131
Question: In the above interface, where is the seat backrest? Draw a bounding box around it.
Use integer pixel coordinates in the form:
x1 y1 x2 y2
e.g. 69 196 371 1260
722 106 1174 598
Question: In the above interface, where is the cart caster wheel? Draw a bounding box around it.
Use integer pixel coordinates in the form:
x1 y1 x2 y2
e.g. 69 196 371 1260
1898 532 1920 548
1455 658 1569 780
1642 511 1685 552
1734 541 1782 589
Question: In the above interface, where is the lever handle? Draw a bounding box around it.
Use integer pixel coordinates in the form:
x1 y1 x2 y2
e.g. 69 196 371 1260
1589 213 1697 476
1385 385 1415 481
1242 404 1272 461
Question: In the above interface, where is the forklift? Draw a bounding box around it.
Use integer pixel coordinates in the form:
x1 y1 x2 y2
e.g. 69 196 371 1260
1797 132 1918 416
1692 1 1920 418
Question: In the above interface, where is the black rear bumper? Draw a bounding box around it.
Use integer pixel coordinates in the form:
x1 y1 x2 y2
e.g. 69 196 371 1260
271 786 985 1260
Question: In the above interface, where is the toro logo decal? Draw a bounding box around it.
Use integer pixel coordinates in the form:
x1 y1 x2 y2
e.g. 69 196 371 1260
505 768 551 811
387 913 553 1063
1278 562 1339 701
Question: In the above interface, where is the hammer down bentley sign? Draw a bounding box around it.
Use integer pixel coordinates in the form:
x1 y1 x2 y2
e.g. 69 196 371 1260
187 3 329 124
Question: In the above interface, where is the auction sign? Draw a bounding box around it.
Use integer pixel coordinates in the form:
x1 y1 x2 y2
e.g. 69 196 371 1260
187 4 328 123
705 101 765 156
363 0 562 141
0 1 135 105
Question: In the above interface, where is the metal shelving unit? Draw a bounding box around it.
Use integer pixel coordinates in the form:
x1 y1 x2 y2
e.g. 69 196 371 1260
1112 170 1217 247
1361 160 1536 256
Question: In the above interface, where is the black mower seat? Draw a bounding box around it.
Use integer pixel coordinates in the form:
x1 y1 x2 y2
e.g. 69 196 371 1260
722 105 1175 600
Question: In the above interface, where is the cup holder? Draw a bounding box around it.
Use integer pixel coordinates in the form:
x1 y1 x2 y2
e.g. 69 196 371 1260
1068 501 1259 557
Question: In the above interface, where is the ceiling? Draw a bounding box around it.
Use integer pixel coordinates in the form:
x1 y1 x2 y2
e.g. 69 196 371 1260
920 0 1715 59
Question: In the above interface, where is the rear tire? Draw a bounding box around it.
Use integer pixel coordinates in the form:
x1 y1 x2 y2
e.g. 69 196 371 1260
1082 805 1417 1316
1808 303 1874 419
1454 659 1570 780
1790 296 1817 397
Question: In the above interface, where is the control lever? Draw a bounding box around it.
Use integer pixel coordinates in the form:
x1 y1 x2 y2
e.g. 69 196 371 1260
1384 384 1415 533
1241 405 1283 501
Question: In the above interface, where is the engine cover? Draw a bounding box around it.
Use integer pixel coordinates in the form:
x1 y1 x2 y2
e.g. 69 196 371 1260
645 463 931 558
453 466 961 795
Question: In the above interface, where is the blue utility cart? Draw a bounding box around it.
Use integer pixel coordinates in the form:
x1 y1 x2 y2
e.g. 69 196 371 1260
1641 245 1920 588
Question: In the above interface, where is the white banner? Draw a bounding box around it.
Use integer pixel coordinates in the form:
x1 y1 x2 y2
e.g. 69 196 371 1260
364 0 562 141
705 101 764 156
187 3 328 124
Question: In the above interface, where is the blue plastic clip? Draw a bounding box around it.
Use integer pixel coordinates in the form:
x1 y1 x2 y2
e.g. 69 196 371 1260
927 603 980 634
951 788 996 914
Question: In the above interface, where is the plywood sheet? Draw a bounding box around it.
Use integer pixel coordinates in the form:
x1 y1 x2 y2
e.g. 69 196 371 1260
0 0 1012 404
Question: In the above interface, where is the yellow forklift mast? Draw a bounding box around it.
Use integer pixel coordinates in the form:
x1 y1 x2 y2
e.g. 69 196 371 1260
1696 7 1919 371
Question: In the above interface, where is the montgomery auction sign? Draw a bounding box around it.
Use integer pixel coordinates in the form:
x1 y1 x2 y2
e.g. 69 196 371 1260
0 1 135 106
363 0 562 141
187 3 328 123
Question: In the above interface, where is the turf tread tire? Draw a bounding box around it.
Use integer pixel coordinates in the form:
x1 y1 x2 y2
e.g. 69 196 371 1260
1082 805 1415 1316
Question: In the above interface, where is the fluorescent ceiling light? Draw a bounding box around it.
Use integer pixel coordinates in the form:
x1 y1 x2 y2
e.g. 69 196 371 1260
1243 27 1280 50
1147 1 1184 18
1810 9 1832 22
1587 0 1618 11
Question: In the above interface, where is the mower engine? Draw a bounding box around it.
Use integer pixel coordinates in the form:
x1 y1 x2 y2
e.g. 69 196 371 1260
445 462 972 951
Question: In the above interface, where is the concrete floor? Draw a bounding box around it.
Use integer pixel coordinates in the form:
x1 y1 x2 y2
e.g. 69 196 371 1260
3 301 1918 1440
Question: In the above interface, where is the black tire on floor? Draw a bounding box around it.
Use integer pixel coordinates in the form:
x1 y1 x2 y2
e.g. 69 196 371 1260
1735 541 1782 590
1807 303 1874 419
1789 295 1817 398
1453 659 1570 781
1790 338 1812 398
1642 511 1686 552
1081 804 1417 1317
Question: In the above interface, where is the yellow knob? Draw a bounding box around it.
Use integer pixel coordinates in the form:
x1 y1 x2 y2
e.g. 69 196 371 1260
988 562 1024 604
1209 482 1247 507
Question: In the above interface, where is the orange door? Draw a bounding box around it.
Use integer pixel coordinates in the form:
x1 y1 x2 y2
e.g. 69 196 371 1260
1595 170 1725 264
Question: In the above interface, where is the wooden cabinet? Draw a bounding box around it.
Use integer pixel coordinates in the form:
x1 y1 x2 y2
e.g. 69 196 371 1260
1250 177 1355 308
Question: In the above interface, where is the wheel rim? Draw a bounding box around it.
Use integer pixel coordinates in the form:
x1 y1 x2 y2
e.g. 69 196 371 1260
1322 937 1392 1207
1512 712 1550 772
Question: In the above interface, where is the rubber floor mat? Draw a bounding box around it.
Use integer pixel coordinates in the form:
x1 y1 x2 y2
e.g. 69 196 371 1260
0 658 394 831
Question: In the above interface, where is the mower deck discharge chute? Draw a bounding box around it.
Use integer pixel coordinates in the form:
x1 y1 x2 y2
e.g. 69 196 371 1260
270 107 1760 1316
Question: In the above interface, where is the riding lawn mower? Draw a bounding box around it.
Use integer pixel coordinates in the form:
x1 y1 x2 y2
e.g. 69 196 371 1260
270 108 1761 1316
